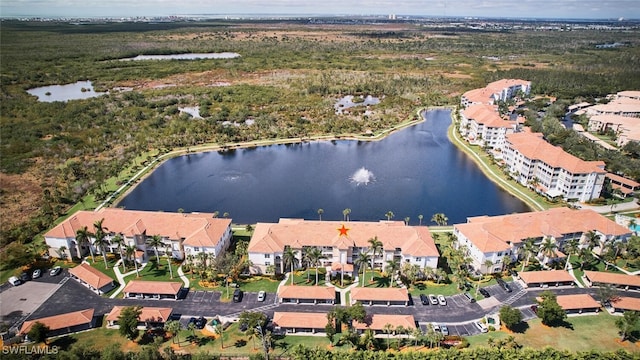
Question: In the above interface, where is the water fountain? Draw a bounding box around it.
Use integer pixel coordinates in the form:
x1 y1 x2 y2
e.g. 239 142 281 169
350 167 374 185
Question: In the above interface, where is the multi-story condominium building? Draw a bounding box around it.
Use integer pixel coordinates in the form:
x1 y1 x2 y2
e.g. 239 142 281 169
44 208 232 262
453 208 631 274
587 114 640 147
503 132 606 202
459 104 519 149
247 219 439 275
460 79 531 108
584 95 640 118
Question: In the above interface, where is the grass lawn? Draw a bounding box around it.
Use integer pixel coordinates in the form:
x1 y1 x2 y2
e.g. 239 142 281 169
468 313 639 353
136 258 182 282
291 268 327 286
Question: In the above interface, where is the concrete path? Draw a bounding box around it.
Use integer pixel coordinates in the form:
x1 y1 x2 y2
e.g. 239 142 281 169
177 265 190 288
109 261 147 299
565 261 584 288
578 198 639 214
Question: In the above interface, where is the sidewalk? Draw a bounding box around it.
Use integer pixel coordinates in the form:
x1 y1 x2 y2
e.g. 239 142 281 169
177 265 190 288
109 261 147 299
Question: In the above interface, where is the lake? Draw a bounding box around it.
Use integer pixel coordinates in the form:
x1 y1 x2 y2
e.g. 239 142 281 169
27 80 106 102
119 53 241 61
117 109 531 224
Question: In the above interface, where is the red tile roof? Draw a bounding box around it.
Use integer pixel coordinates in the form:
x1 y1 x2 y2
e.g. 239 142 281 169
462 104 512 128
106 306 173 323
248 219 439 258
69 263 114 290
606 173 640 188
350 287 408 302
518 270 575 285
611 296 640 312
20 309 94 335
123 280 182 295
353 314 416 331
584 271 640 288
331 263 354 272
45 208 231 249
506 132 606 174
277 285 336 300
272 312 328 329
555 294 600 310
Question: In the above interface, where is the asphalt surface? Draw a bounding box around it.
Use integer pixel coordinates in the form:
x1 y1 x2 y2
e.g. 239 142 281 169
5 274 640 337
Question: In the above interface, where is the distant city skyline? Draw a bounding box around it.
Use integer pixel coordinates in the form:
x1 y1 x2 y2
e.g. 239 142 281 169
1 0 639 20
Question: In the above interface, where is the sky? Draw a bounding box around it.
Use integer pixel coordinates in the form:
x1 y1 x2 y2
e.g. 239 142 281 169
1 0 639 20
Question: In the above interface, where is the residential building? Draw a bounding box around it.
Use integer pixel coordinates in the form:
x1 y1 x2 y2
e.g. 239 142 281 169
460 79 531 108
247 219 439 275
587 114 640 147
453 208 631 274
458 104 519 149
44 208 232 262
583 271 640 291
503 132 606 202
606 173 640 199
20 309 95 339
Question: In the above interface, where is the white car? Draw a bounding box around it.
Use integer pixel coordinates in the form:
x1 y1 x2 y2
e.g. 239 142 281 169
440 325 449 336
437 294 447 306
428 294 439 305
431 323 440 333
8 276 21 286
474 321 488 333
32 269 42 279
49 266 62 276
257 291 266 302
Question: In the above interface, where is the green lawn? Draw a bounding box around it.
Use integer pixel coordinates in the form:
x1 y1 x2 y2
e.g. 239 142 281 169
291 268 327 286
468 313 638 353
136 258 182 282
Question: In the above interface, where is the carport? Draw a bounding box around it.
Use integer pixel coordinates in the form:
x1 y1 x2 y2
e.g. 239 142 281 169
123 280 182 300
554 294 601 315
518 270 575 288
272 312 328 334
350 287 409 306
277 285 336 304
353 314 416 334
20 309 96 339
583 271 640 291
611 296 640 313
68 263 115 295
106 306 173 329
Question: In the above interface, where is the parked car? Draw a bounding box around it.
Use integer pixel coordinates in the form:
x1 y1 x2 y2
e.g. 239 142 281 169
474 321 488 333
463 292 476 303
194 316 206 329
8 276 21 286
233 289 243 303
257 291 266 302
32 269 42 279
440 325 449 336
497 278 512 293
428 294 439 305
420 294 429 305
479 288 490 298
19 272 30 282
431 323 441 333
49 266 62 276
239 322 248 331
437 294 447 306
530 305 539 314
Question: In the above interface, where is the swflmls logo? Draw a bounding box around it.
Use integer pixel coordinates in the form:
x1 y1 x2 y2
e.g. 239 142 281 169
2 345 59 355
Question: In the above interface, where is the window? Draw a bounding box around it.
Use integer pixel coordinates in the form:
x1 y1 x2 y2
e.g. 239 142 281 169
415 257 422 261
194 247 200 252
264 254 271 259
265 262 271 266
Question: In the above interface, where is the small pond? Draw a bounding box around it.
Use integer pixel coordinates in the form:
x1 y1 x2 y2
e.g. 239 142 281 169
335 95 381 114
120 53 241 61
27 80 106 102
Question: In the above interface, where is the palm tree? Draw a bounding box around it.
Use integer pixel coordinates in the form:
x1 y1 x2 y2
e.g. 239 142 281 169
112 234 126 273
385 211 394 221
585 230 600 251
147 234 164 263
125 245 140 277
57 246 68 261
165 244 174 279
283 247 299 285
520 237 537 272
563 238 579 271
317 208 324 221
367 236 383 271
165 320 181 345
93 219 109 269
342 208 351 222
384 259 400 287
307 247 326 286
418 214 424 226
356 252 371 287
383 323 394 349
302 248 312 282
540 236 557 265
431 213 448 226
404 217 410 225
435 268 447 284
214 323 224 349
75 226 94 262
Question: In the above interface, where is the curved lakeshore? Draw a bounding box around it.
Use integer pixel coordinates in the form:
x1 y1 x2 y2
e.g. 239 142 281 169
111 107 537 224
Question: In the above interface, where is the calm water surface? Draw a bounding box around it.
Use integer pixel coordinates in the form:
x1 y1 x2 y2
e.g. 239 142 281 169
27 80 106 102
118 109 530 224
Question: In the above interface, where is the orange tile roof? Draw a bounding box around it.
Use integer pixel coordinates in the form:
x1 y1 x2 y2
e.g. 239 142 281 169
353 314 416 331
277 285 336 300
555 294 600 310
462 104 512 128
123 280 182 295
248 219 439 258
506 132 606 174
518 270 575 285
106 306 173 323
462 79 530 105
331 263 354 272
69 263 114 290
45 208 231 249
350 287 408 302
272 312 329 329
20 309 94 335
611 296 640 311
457 208 630 253
584 271 640 288
606 173 640 188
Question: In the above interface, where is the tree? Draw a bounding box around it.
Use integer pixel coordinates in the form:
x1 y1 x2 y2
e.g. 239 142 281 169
401 262 420 286
118 306 142 340
539 236 557 265
214 323 225 349
93 219 109 269
317 208 324 221
367 236 383 271
112 234 126 273
585 230 600 251
384 259 400 287
27 321 50 344
385 211 394 221
418 214 424 226
356 251 371 287
499 305 523 330
147 234 164 263
57 245 68 261
382 323 394 349
239 311 268 350
307 247 326 285
165 244 174 279
76 226 94 262
342 208 351 221
431 213 448 226
283 247 299 285
563 238 579 271
125 245 140 277
404 217 410 225
615 311 640 341
537 291 567 326
520 237 537 272
164 320 181 344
